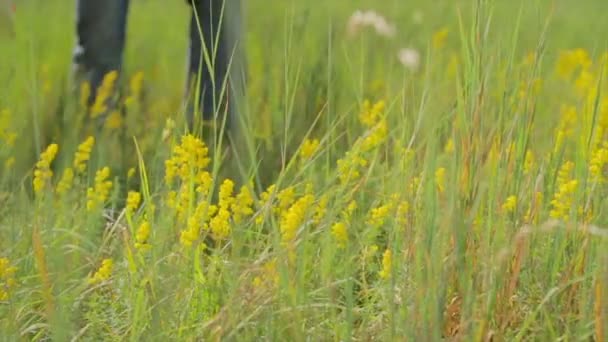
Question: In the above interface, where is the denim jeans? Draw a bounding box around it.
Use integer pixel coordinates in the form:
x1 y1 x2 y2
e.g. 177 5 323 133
72 0 245 128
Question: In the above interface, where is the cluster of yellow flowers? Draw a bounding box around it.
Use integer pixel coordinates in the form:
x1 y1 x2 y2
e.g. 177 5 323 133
86 167 113 211
549 161 578 221
0 257 17 300
336 100 389 185
91 71 119 118
126 191 142 215
89 258 113 285
164 135 255 247
135 221 151 251
32 143 59 195
331 200 357 248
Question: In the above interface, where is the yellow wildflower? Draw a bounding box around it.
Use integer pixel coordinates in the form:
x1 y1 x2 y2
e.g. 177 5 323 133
89 258 113 285
164 134 210 186
73 136 95 174
366 203 392 228
0 257 18 301
379 249 392 279
300 138 320 161
337 151 368 185
555 48 591 79
502 195 517 213
91 70 118 118
277 186 296 214
126 191 141 215
252 259 279 289
134 221 151 251
56 167 74 196
209 207 231 240
432 28 449 49
313 195 328 224
86 167 113 211
589 142 608 183
280 194 315 245
331 222 348 248
232 184 254 224
127 167 136 180
104 110 123 130
180 201 215 248
361 119 388 152
359 99 386 128
444 138 455 154
33 143 59 195
550 160 578 221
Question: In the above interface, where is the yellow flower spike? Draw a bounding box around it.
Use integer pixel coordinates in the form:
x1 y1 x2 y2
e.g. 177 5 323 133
164 134 210 186
33 143 59 195
91 71 119 118
73 136 95 174
89 258 113 285
550 178 578 221
432 28 449 49
134 221 151 251
104 110 123 130
127 167 136 180
366 203 392 228
277 186 296 214
359 99 385 128
444 138 455 154
56 168 74 196
0 257 18 300
589 142 608 183
379 249 392 279
300 138 320 161
209 207 231 240
331 222 348 248
232 185 254 224
86 167 113 211
280 194 315 246
126 191 141 215
313 195 328 224
502 195 518 214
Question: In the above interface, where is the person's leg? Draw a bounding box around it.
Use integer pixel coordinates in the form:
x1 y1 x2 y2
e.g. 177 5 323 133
72 0 130 105
186 0 246 130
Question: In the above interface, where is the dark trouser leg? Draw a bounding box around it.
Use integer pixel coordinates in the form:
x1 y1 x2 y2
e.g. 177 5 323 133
72 0 130 105
186 0 245 130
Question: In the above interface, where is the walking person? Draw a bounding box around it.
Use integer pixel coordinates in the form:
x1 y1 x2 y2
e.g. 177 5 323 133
72 0 246 130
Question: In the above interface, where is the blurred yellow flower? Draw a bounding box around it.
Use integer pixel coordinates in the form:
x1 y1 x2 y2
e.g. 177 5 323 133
91 71 118 118
432 28 449 49
379 249 392 279
33 143 59 195
73 136 95 174
300 138 320 161
86 167 113 211
502 195 517 213
89 258 113 285
331 222 348 248
126 191 141 215
135 221 151 251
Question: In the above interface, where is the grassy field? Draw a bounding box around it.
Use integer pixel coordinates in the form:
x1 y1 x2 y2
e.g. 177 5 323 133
1 0 607 340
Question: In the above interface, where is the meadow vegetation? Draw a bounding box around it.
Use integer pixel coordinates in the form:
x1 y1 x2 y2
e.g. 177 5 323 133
0 0 607 340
